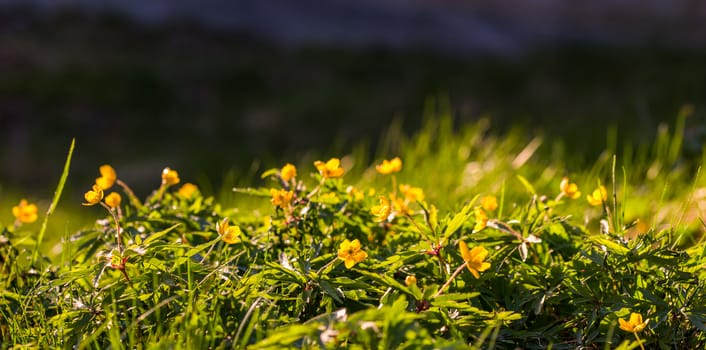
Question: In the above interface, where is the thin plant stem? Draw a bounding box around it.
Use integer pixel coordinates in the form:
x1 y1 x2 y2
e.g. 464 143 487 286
101 202 123 253
634 331 645 350
117 179 143 209
432 263 467 299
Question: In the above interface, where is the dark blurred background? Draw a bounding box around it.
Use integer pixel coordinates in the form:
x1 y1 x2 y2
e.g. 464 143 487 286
2 0 706 198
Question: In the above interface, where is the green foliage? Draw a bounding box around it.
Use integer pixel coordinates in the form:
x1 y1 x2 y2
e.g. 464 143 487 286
2 115 706 349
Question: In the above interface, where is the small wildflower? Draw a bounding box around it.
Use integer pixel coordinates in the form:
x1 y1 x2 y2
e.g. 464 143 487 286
104 192 122 209
280 163 297 182
217 218 242 244
12 199 38 224
587 185 608 206
337 239 368 269
473 207 488 232
560 177 581 199
270 188 294 209
481 195 498 211
222 225 242 244
371 196 392 222
83 184 104 206
314 158 345 179
405 275 417 286
346 186 364 201
162 167 180 186
178 183 199 198
618 312 649 333
95 164 117 190
399 184 424 202
391 196 412 216
375 157 402 175
459 241 491 279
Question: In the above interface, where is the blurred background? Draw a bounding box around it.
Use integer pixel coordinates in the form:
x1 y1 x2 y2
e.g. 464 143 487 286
2 0 706 202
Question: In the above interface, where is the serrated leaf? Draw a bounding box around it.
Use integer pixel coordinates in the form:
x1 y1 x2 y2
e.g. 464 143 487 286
688 313 706 331
588 236 629 255
319 279 344 304
442 196 478 244
355 270 416 298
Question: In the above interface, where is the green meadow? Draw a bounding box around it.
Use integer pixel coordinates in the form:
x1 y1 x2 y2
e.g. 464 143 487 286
3 11 706 350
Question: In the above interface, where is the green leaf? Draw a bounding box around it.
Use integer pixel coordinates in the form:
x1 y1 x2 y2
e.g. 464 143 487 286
433 292 480 303
441 196 478 244
319 279 344 304
588 236 629 255
356 269 417 298
687 313 706 331
232 187 273 197
260 168 280 179
516 175 536 195
143 224 182 246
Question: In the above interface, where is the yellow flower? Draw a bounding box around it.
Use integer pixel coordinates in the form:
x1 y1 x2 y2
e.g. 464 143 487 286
405 275 417 286
399 184 424 202
314 158 345 179
217 218 242 244
587 185 608 206
222 225 242 244
618 312 649 333
95 164 117 190
481 195 498 211
375 157 402 175
104 192 122 209
371 196 392 222
83 184 104 206
280 163 297 182
346 186 365 201
162 167 180 186
178 183 199 198
473 207 488 232
459 241 491 279
12 199 38 224
391 196 412 216
560 177 581 199
270 188 294 209
337 239 368 269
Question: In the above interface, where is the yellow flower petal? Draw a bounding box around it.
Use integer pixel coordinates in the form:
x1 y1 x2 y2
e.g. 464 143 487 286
459 240 471 261
178 183 199 198
162 167 180 186
12 199 38 224
560 177 581 199
280 163 297 182
83 184 104 206
315 158 345 179
104 192 122 209
481 195 498 211
375 157 402 175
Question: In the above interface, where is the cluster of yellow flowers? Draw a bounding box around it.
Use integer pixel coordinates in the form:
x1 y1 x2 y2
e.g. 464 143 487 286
260 155 496 279
559 176 608 206
83 165 121 208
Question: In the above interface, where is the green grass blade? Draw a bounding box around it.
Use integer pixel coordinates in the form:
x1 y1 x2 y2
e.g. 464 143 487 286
32 138 75 266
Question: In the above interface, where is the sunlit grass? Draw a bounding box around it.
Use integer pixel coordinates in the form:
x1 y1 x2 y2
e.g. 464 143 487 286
2 109 706 348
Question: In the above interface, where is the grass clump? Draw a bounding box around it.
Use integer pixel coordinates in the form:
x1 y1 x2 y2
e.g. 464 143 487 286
2 115 706 349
